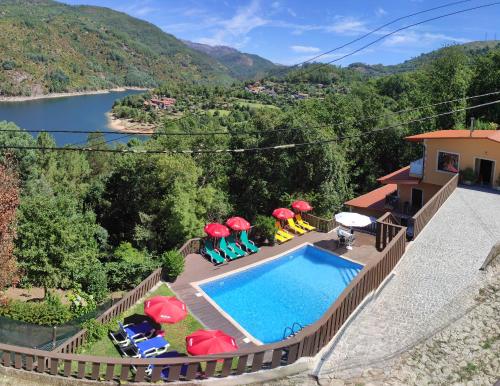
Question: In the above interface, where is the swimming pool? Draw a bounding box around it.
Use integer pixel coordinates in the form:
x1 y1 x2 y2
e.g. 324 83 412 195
198 244 363 344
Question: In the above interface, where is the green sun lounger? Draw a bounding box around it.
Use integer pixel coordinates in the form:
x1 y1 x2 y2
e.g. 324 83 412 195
219 237 242 260
227 234 247 257
240 230 259 253
203 240 225 265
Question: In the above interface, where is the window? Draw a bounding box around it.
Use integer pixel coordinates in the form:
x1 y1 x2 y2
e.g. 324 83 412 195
437 151 459 173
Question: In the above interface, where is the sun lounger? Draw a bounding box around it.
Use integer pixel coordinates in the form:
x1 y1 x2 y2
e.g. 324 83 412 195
219 237 243 260
275 232 289 243
121 336 170 358
287 218 306 235
240 230 259 253
109 321 156 347
137 350 202 379
295 214 315 231
202 240 226 265
227 234 248 256
275 222 294 240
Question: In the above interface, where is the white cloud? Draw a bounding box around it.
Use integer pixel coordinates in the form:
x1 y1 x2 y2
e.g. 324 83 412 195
326 17 368 35
375 7 387 17
291 45 321 53
383 30 471 47
197 0 268 47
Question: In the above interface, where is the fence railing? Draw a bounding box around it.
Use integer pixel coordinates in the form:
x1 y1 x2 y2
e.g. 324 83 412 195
302 213 337 233
0 214 407 383
375 212 404 252
411 174 459 239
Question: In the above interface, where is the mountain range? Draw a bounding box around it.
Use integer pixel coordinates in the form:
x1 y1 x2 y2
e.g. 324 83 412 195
0 0 498 97
0 0 278 96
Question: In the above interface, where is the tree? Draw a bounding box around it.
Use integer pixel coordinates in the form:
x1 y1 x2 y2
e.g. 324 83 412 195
0 160 20 299
16 192 104 298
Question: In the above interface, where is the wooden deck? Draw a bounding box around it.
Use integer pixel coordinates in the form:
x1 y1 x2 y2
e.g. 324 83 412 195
170 230 379 350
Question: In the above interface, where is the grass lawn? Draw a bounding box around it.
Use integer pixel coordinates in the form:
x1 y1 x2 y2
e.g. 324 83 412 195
207 109 231 117
234 99 280 110
81 284 204 358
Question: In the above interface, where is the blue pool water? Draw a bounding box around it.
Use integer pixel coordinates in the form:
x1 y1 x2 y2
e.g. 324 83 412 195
200 245 363 344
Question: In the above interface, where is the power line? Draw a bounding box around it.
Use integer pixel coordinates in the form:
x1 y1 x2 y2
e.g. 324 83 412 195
1 99 498 155
273 0 473 74
296 1 500 78
2 90 499 138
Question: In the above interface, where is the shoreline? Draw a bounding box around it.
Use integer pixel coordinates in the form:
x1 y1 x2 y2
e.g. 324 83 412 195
0 87 149 103
106 112 156 134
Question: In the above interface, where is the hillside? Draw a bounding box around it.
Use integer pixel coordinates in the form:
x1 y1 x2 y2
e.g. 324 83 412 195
348 40 500 76
183 40 280 80
0 0 235 96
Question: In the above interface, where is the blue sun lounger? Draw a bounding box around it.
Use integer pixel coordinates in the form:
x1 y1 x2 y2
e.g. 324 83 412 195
227 234 247 257
109 321 156 347
202 240 226 265
121 336 170 358
219 237 243 260
240 230 259 253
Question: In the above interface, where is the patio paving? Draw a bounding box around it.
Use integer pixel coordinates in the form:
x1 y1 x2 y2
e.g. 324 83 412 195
317 186 500 380
170 229 379 350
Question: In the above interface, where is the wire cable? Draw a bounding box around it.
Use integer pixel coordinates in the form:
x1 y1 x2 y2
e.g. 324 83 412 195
1 99 498 154
296 1 500 78
273 0 474 74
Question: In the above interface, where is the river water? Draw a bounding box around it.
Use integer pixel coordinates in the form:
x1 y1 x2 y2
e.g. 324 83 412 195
0 90 143 146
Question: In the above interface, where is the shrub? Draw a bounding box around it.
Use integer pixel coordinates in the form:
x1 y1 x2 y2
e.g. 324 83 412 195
67 288 97 318
160 250 184 281
46 69 70 92
2 61 16 70
253 215 276 246
81 318 110 346
83 263 108 303
0 295 72 326
105 243 157 291
460 167 476 183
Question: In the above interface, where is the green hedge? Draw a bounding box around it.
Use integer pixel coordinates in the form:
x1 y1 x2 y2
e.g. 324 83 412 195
0 296 72 326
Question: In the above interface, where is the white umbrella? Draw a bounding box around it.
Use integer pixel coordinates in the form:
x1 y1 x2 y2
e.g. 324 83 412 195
335 212 372 228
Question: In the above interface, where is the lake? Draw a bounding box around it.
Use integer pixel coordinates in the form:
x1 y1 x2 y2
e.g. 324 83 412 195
0 90 143 146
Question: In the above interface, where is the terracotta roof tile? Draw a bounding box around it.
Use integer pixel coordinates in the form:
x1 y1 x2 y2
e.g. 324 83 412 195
377 165 421 185
405 129 500 143
345 184 397 210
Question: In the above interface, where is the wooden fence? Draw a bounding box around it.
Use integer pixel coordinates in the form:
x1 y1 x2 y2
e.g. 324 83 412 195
54 237 203 354
0 214 407 383
375 213 404 252
302 212 337 233
411 174 459 239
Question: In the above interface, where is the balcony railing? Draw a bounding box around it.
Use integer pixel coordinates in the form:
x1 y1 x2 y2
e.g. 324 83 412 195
384 195 418 217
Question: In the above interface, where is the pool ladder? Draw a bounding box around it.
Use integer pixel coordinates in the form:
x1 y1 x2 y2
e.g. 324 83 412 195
282 322 305 340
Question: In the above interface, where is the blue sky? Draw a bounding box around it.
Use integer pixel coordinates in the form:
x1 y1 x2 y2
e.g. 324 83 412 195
61 0 499 66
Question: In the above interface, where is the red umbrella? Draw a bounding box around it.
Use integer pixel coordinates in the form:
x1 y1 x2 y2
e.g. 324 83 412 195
226 216 251 231
204 223 230 238
144 296 187 324
272 208 295 220
292 200 313 212
186 330 238 356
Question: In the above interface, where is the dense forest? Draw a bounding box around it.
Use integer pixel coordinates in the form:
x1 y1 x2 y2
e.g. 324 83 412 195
0 43 499 323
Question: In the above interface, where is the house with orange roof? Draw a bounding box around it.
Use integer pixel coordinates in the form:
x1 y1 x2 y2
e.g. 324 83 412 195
345 129 500 221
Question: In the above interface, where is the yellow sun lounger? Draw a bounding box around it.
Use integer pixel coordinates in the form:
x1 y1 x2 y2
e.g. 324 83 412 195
275 222 294 240
295 214 316 231
287 218 306 235
275 232 289 244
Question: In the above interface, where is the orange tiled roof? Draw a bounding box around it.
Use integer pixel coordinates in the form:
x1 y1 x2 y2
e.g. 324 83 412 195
345 184 397 210
405 129 500 143
377 165 421 185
